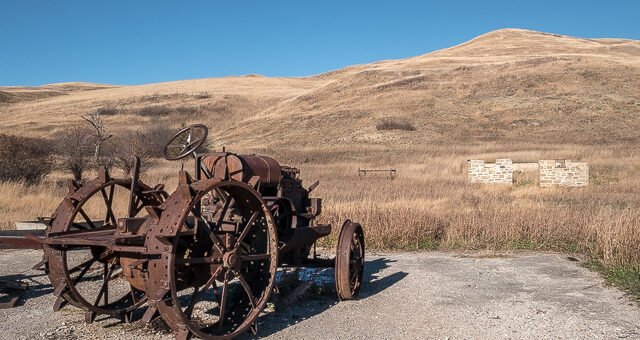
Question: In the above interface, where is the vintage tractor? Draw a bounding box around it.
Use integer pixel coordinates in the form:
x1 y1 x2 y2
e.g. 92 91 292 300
33 124 365 339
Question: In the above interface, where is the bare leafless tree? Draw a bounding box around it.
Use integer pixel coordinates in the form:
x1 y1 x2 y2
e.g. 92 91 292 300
79 110 113 164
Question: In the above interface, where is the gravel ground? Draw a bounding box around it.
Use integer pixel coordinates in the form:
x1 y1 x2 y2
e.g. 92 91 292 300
1 249 639 339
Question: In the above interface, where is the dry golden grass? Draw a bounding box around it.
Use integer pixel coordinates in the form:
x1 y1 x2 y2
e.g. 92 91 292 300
1 29 640 279
2 29 639 149
297 144 640 268
2 143 638 272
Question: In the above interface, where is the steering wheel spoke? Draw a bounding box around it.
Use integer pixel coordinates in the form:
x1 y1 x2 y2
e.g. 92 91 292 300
162 124 209 161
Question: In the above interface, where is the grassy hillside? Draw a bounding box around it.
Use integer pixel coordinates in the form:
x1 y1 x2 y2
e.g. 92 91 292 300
1 28 639 149
1 29 640 294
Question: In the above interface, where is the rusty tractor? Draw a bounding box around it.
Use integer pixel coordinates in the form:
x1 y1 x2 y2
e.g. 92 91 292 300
32 124 365 339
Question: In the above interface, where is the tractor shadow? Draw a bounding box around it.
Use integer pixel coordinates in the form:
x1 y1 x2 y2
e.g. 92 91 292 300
241 257 407 339
0 271 53 308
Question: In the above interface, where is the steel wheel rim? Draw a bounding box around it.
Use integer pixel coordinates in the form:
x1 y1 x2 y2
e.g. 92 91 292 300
47 179 155 314
335 221 365 300
149 179 278 339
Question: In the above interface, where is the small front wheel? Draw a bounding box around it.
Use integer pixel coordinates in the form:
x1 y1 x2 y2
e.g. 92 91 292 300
335 220 365 300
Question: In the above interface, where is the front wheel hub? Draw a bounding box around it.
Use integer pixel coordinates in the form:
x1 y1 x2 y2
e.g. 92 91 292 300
222 251 238 269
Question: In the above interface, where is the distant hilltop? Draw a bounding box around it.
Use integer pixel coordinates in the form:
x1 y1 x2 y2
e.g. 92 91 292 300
2 28 639 147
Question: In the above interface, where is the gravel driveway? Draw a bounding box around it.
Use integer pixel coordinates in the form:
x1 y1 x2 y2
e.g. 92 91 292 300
1 249 639 339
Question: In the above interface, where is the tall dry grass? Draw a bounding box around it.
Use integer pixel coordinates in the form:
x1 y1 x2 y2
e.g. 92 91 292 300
297 143 640 270
1 143 638 271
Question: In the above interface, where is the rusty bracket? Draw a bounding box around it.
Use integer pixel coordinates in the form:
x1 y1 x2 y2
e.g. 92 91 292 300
148 285 170 303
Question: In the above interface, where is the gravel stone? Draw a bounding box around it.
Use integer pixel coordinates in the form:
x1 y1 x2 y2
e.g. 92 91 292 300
1 249 639 339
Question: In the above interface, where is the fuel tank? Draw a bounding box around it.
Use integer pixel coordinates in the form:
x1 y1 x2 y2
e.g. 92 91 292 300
201 153 281 188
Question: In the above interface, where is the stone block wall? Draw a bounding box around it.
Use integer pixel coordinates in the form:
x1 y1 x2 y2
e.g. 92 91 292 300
467 158 514 184
538 160 589 187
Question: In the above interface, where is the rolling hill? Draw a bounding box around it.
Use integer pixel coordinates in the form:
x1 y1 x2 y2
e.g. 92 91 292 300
1 28 639 150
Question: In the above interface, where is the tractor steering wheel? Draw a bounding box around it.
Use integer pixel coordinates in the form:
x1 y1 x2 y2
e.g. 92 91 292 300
162 124 209 160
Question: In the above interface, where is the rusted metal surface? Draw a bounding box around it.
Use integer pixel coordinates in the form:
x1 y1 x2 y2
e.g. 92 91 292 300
24 124 365 339
201 153 282 188
0 236 42 249
146 178 279 338
335 220 365 300
0 229 45 249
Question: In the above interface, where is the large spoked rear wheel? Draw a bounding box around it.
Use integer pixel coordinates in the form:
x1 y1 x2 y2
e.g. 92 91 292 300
335 220 365 300
45 173 163 317
146 178 278 339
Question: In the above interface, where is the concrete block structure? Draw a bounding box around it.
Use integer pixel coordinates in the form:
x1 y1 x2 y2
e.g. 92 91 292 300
467 158 514 184
468 158 589 187
538 160 589 187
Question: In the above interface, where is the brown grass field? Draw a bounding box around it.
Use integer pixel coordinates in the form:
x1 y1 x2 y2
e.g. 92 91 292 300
1 29 640 289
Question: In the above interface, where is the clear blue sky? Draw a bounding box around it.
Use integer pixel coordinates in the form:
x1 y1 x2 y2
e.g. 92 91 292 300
1 0 639 86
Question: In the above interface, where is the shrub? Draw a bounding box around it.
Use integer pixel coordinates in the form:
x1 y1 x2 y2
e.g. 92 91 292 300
173 106 199 115
132 105 199 117
194 92 211 99
108 125 176 173
95 106 120 116
136 105 172 116
53 123 95 181
0 91 13 103
0 134 53 184
376 117 416 131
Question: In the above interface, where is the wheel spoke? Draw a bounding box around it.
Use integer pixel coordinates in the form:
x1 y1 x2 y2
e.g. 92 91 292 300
130 285 139 304
107 185 116 224
234 212 259 250
100 188 117 226
94 263 115 307
111 267 124 280
185 273 217 317
216 196 234 228
235 271 256 308
175 256 221 265
218 272 229 329
69 258 96 274
185 286 200 316
104 264 109 306
183 139 200 151
238 254 271 262
134 196 146 215
200 218 226 254
71 259 94 285
191 205 201 218
350 266 359 283
77 208 97 229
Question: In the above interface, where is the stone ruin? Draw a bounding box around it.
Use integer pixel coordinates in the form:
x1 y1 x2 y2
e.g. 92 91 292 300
467 158 589 187
467 159 513 185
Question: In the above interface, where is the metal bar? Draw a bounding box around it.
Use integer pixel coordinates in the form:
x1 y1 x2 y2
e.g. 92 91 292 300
279 224 332 253
357 169 396 173
357 168 397 178
46 223 110 237
0 236 42 249
128 156 141 218
0 229 45 237
280 257 335 268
